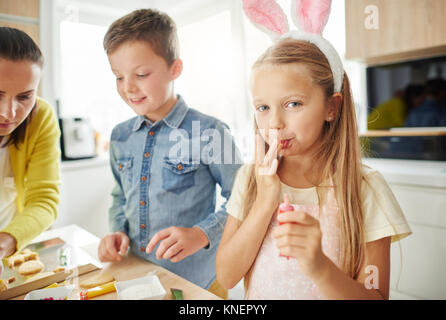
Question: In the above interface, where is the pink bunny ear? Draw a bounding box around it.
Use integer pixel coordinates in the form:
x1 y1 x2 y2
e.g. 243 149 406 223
291 0 332 35
242 0 289 39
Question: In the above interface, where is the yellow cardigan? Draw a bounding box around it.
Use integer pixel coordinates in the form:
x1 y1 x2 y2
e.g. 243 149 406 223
2 97 61 254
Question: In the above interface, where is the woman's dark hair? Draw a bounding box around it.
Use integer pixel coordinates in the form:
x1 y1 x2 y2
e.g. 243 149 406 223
0 27 44 148
403 84 425 113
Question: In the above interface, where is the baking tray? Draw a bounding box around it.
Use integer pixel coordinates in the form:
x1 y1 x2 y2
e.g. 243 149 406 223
0 237 102 300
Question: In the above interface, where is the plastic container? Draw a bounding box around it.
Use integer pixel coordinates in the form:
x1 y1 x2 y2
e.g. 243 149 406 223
24 285 74 300
115 272 166 300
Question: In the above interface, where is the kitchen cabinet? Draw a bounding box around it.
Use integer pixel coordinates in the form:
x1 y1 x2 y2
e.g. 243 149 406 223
346 0 446 65
363 158 446 299
0 0 40 44
0 0 39 18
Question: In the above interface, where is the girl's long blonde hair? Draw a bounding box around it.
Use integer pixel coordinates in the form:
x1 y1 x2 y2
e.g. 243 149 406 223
243 38 365 280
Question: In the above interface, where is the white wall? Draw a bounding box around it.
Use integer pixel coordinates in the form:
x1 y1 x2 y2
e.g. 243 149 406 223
55 156 113 238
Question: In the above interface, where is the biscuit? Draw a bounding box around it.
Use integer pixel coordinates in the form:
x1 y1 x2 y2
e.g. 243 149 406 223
80 272 114 289
18 260 44 276
53 266 66 273
7 254 25 268
0 279 7 292
20 249 38 262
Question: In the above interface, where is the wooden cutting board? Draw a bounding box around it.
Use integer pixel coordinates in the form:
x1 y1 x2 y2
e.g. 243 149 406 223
0 237 102 300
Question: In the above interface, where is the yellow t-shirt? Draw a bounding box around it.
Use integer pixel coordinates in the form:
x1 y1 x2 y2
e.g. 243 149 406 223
226 164 412 243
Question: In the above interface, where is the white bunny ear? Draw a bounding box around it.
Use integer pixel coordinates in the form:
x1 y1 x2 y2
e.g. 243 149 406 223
242 0 289 40
291 0 332 35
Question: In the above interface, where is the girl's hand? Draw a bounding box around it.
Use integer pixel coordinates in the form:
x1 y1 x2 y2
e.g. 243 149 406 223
146 226 209 263
98 231 130 262
254 134 282 210
273 210 328 279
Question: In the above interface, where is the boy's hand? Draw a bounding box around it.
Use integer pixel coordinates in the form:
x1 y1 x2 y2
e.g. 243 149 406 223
272 210 328 279
98 231 129 262
146 226 209 263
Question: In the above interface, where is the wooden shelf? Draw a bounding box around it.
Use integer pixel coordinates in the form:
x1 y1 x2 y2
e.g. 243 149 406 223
360 130 446 137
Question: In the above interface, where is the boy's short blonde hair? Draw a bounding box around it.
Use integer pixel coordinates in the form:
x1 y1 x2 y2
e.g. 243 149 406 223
103 9 179 65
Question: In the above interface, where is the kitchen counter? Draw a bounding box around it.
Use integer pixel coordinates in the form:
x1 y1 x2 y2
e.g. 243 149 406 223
362 158 446 188
60 154 109 171
10 225 220 300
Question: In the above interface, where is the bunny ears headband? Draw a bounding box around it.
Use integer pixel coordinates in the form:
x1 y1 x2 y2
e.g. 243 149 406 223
242 0 344 93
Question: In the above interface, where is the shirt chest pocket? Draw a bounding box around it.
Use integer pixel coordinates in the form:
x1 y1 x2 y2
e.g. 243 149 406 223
162 158 200 194
116 157 133 187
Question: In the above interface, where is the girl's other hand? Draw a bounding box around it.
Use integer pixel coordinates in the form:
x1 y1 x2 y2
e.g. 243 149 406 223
254 134 282 211
98 231 129 262
273 210 329 279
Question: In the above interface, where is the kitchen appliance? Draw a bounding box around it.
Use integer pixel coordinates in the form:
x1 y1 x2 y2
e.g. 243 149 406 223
59 117 96 160
365 55 446 160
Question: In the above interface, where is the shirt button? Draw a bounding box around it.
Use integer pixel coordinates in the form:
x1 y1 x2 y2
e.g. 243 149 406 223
149 131 155 136
140 200 146 206
144 152 150 158
177 164 183 171
141 176 147 182
140 224 146 229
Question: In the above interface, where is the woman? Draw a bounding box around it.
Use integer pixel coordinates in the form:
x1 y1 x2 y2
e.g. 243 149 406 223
0 27 60 274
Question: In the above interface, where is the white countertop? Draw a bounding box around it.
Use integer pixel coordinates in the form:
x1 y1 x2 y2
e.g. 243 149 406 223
362 158 446 188
60 154 109 171
59 154 446 188
32 224 101 263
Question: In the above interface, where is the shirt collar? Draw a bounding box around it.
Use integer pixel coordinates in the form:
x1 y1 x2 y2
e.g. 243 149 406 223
132 95 189 132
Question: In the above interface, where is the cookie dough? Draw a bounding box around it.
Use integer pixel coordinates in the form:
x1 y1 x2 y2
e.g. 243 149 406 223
80 272 114 289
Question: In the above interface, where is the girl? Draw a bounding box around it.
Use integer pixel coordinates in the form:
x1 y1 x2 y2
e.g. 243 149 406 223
0 27 60 275
216 0 411 300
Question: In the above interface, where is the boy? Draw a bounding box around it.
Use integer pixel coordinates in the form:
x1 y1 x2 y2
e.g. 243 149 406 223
97 9 242 299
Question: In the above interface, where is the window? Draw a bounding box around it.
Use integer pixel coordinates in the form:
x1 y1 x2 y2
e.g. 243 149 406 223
59 20 134 141
172 2 252 160
177 10 236 130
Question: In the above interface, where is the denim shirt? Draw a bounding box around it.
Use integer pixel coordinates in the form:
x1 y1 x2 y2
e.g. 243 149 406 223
109 95 242 289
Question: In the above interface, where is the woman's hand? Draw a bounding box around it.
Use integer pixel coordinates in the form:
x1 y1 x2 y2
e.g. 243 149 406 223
0 233 17 277
254 134 282 211
272 210 329 279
